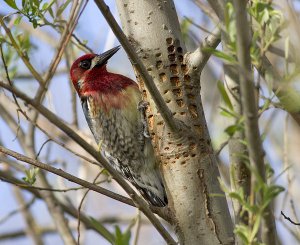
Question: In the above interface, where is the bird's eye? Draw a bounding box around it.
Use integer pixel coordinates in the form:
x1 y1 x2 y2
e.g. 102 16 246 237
79 60 91 69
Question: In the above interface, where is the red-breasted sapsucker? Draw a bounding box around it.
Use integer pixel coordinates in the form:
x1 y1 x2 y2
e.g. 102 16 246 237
70 46 167 207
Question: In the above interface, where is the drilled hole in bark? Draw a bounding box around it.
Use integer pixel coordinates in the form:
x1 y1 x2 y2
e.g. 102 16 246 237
187 93 195 100
170 76 180 87
178 55 183 62
181 65 188 74
142 90 147 98
168 45 175 53
184 76 191 84
172 88 182 97
164 147 170 150
170 64 179 75
157 121 164 125
159 73 167 82
148 115 153 119
191 154 196 157
176 99 184 107
166 37 173 45
181 161 186 165
163 89 169 94
177 143 182 146
180 111 186 115
168 54 176 62
172 112 177 115
189 104 198 118
156 52 162 57
189 142 196 150
177 47 183 53
147 67 152 71
156 60 163 69
185 84 193 92
165 99 171 103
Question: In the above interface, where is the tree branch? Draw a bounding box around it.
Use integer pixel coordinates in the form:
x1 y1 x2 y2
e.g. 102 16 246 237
184 27 221 75
233 1 277 244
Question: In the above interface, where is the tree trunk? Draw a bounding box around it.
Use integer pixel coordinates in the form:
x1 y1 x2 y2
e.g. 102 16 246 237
116 1 234 244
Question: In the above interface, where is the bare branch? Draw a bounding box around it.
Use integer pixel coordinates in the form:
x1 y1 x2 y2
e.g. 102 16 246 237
184 27 221 75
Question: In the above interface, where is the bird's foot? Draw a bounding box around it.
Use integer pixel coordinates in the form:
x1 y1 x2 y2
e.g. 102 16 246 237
138 101 150 138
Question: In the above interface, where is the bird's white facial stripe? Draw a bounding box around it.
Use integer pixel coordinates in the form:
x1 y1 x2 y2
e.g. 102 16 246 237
91 56 100 69
78 78 84 89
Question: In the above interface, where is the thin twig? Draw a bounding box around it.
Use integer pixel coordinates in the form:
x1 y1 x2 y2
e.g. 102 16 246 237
0 175 107 193
0 43 28 123
281 211 300 226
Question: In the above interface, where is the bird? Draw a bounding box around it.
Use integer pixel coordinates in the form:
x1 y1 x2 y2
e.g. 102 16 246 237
70 46 167 207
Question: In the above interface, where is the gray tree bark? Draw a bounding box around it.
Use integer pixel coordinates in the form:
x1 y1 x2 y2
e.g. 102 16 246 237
116 1 234 244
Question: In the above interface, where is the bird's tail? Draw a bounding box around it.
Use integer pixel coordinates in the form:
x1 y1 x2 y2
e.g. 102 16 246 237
132 168 168 207
136 184 168 207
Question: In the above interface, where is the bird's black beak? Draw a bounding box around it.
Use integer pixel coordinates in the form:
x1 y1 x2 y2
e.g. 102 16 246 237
94 46 121 67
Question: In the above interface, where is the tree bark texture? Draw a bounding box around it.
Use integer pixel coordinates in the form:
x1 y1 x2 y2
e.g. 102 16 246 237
116 1 234 244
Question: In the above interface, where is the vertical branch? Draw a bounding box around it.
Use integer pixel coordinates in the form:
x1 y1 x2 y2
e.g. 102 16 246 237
206 2 251 243
233 1 277 244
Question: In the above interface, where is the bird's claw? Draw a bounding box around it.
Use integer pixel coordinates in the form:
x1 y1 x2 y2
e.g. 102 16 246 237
138 101 150 138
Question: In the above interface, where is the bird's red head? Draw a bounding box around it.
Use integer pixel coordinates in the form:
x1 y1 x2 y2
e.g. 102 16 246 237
70 46 128 95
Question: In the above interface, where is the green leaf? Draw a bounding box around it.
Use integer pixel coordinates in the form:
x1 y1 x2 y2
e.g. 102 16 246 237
22 167 39 185
57 0 72 17
228 192 243 203
14 16 22 26
90 217 115 244
203 47 236 63
225 124 242 136
48 6 54 18
219 107 239 118
114 226 131 245
234 225 250 244
4 0 18 9
217 80 233 110
41 3 48 11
